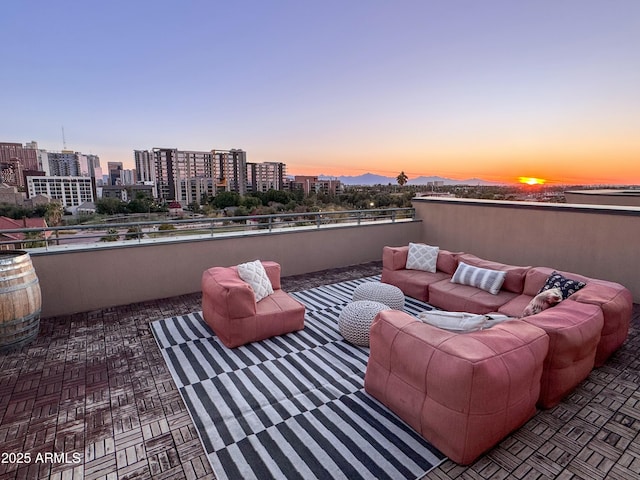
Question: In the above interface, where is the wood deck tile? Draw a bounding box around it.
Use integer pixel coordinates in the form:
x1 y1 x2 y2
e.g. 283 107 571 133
0 261 638 480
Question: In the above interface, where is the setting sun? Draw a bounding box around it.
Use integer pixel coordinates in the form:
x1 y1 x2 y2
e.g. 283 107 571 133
518 177 547 186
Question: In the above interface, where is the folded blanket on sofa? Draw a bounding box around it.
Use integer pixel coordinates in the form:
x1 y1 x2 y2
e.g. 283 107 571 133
417 310 513 332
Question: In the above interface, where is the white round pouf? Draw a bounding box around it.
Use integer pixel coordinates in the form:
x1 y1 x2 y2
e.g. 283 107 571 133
352 282 405 310
338 300 389 347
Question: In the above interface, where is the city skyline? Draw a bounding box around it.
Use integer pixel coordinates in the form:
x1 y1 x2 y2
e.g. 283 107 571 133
2 1 639 185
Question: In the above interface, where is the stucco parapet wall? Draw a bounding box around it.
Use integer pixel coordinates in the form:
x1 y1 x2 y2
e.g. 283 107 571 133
412 196 640 302
413 196 640 217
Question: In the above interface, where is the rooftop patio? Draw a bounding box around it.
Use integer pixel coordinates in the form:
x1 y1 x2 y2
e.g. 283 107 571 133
0 261 638 480
1 198 639 479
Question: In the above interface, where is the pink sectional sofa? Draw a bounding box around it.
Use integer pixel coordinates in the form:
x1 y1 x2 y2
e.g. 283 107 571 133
381 245 632 368
369 245 633 463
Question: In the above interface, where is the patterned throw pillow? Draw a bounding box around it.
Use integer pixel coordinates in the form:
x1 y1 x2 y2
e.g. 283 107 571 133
237 260 274 302
451 262 507 295
521 287 563 317
405 243 439 273
538 271 586 300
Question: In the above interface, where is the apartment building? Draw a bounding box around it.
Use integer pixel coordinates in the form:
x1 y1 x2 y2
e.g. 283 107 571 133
287 175 342 196
248 161 285 192
214 149 247 195
27 176 94 213
134 150 154 183
0 142 40 187
151 148 217 205
137 147 293 204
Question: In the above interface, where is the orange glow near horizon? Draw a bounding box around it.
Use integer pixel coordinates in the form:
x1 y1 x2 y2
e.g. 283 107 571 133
277 144 640 186
518 177 547 186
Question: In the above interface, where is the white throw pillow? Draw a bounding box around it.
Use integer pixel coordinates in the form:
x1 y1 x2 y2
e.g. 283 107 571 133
417 311 512 332
405 243 439 273
450 261 506 295
237 260 274 302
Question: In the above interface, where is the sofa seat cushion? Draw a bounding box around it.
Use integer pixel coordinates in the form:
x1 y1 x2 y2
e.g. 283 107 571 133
381 268 450 302
428 279 519 314
521 299 603 408
365 310 549 465
456 253 530 293
208 289 305 348
498 290 563 318
497 294 534 318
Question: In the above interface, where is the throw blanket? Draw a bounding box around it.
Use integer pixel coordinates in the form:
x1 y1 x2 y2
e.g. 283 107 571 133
417 311 513 332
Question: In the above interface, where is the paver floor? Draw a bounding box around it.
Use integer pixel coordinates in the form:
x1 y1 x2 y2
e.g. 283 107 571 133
0 261 638 480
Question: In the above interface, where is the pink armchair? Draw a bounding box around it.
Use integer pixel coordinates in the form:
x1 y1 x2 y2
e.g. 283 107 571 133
201 261 305 348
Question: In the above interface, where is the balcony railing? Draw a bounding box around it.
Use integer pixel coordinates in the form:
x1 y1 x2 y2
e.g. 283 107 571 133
0 207 415 251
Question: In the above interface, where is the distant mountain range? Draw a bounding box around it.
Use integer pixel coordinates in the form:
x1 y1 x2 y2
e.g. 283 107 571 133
315 173 503 186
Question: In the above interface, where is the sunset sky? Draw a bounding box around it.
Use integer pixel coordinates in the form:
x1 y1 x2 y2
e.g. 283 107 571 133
2 1 639 185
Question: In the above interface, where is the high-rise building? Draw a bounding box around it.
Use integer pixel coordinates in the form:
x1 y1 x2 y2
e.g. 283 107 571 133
214 149 247 195
0 142 40 187
120 169 136 186
134 150 154 183
107 162 123 186
142 147 285 203
151 148 217 204
48 151 81 176
248 162 285 192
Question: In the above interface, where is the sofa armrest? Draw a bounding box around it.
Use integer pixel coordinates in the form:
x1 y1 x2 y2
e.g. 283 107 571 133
201 268 257 319
382 246 409 271
261 260 282 290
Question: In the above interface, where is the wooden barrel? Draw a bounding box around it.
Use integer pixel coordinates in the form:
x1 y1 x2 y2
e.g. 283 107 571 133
0 250 42 351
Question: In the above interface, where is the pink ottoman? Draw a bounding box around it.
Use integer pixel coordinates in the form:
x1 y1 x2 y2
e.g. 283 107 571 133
365 310 549 465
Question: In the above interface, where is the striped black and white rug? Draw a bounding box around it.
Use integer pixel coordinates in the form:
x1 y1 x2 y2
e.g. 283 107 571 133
151 276 445 480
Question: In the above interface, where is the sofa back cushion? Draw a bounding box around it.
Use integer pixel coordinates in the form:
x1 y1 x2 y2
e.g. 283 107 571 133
523 267 591 296
383 245 459 274
436 249 459 275
382 246 409 271
456 253 530 293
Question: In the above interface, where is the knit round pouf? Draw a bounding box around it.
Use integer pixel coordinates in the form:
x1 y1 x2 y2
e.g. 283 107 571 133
352 282 405 310
338 300 389 347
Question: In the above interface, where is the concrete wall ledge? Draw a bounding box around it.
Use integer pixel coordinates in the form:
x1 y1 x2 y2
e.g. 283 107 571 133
32 220 422 318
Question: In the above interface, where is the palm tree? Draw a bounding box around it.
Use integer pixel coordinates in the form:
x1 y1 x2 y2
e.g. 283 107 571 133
44 202 64 245
396 171 409 187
